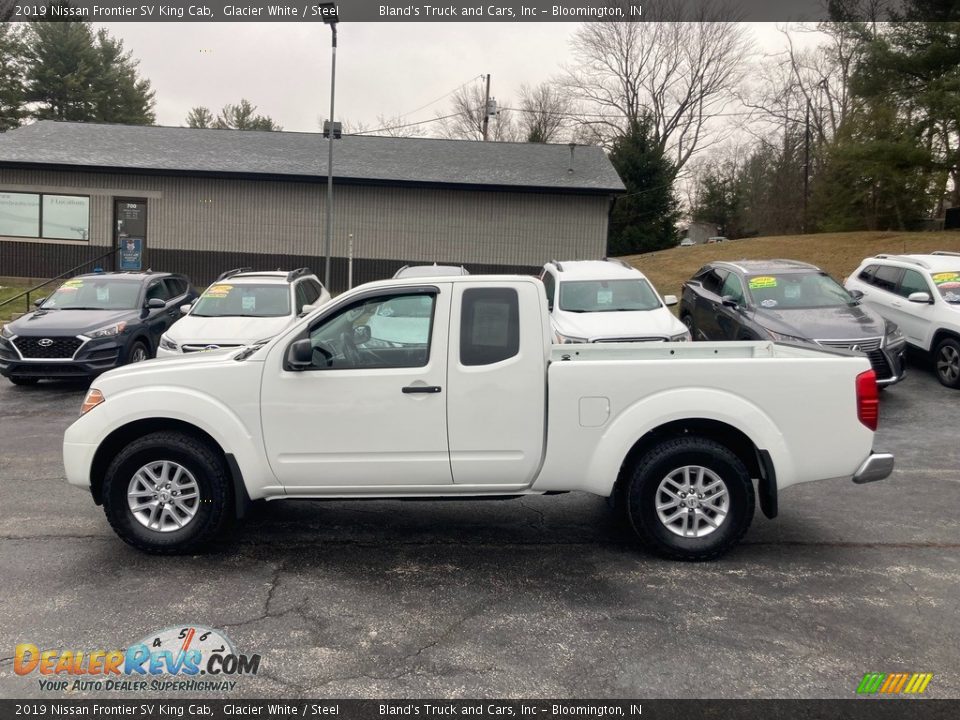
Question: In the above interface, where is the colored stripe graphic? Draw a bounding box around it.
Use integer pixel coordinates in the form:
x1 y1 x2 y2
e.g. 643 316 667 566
858 672 932 695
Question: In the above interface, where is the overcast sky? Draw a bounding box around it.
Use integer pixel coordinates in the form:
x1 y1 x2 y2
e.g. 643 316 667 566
104 22 819 136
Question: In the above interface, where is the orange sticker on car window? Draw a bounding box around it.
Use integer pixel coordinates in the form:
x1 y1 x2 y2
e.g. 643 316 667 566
749 276 777 289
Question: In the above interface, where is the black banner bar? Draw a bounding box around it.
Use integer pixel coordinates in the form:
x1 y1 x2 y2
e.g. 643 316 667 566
2 0 954 23
2 700 960 720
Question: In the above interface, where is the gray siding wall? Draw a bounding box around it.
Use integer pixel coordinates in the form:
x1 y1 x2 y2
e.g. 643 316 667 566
0 169 610 267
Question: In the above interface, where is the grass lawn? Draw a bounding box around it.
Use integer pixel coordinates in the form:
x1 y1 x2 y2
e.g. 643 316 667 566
622 230 960 299
0 281 37 324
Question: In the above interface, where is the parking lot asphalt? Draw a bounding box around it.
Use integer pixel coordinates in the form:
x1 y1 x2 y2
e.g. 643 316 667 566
0 354 958 700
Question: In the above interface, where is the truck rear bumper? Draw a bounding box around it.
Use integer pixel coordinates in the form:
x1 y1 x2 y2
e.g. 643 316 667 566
852 452 895 484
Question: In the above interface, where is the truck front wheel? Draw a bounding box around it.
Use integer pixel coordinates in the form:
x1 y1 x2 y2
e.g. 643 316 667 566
102 431 232 554
625 436 755 561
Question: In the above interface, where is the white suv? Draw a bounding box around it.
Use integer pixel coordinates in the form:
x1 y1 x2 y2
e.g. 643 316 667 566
845 252 960 388
157 268 330 357
540 259 691 344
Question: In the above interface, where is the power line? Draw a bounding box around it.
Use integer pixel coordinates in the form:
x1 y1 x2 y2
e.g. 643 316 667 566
346 111 467 136
397 74 485 120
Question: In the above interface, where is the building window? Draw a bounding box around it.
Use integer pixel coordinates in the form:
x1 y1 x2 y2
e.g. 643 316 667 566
0 191 90 241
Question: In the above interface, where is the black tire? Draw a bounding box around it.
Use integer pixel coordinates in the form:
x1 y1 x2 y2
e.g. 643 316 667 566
8 377 39 386
933 337 960 389
126 340 150 365
625 436 754 561
102 431 233 554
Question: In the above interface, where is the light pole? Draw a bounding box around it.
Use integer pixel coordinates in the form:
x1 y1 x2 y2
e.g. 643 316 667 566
319 2 338 290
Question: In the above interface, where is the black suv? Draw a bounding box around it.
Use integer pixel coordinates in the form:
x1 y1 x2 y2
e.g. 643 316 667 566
679 259 906 387
0 271 196 385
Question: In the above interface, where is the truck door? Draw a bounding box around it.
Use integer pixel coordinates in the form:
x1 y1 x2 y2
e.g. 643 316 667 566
446 282 546 486
259 286 453 489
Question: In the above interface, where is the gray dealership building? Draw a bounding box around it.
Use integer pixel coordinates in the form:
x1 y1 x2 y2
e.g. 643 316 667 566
0 122 624 289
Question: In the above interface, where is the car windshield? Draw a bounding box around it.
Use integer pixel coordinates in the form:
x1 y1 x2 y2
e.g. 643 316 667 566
558 279 661 312
930 271 960 304
41 277 142 310
747 272 853 309
191 283 291 318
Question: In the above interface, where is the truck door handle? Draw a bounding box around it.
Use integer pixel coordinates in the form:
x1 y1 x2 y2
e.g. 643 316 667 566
402 385 442 394
891 301 902 308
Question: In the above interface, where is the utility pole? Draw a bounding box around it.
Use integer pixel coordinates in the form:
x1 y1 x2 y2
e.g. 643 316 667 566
803 99 810 234
481 73 491 141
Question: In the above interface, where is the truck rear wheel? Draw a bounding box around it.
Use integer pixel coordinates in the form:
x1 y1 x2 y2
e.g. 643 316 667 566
625 436 754 561
102 431 232 554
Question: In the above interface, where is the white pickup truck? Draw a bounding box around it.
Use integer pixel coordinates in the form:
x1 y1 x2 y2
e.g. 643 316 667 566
63 275 893 560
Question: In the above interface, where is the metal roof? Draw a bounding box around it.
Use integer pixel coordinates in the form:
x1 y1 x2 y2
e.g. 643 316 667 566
0 121 625 194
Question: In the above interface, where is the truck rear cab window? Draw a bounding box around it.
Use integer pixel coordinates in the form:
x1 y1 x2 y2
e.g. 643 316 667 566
460 288 519 366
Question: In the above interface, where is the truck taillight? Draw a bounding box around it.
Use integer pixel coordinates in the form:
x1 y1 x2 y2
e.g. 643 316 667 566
856 370 879 431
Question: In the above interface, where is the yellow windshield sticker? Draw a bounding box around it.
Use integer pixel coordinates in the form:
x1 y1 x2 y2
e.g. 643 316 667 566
932 272 960 285
61 279 83 288
204 283 232 298
749 276 777 290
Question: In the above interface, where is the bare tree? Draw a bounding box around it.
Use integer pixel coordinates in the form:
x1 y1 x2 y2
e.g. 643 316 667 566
564 0 751 174
517 82 568 143
437 84 517 142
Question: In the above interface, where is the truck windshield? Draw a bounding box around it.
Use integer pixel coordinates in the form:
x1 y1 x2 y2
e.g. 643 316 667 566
747 272 853 309
558 280 662 312
191 283 291 318
930 271 960 303
41 278 142 310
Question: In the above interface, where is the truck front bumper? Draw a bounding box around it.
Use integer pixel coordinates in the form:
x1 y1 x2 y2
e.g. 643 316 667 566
852 452 895 484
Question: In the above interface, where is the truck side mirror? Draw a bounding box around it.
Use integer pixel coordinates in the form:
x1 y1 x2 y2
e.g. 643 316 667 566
908 291 932 304
663 294 678 306
848 289 864 302
286 339 313 370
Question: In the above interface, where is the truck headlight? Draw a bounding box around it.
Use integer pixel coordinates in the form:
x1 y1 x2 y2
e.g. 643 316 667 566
556 333 588 344
670 331 692 342
89 322 126 338
159 335 179 352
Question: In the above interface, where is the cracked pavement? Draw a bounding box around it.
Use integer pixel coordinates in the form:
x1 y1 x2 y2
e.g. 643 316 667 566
0 354 958 699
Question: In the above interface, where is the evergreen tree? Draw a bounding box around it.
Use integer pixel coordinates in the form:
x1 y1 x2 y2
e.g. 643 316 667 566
0 23 26 131
214 99 281 131
607 120 681 255
186 106 214 128
22 19 155 124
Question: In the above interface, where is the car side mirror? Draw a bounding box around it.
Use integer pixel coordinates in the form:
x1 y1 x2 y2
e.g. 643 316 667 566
180 303 193 314
908 291 932 304
848 289 864 302
300 303 316 317
33 297 45 308
287 338 313 370
146 298 165 309
353 324 372 345
721 295 739 308
663 294 678 306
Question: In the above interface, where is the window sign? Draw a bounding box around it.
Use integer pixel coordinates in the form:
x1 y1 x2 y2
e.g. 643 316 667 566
0 192 40 237
119 237 143 270
42 195 90 240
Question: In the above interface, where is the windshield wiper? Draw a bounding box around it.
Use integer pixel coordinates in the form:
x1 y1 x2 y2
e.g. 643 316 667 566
234 339 271 362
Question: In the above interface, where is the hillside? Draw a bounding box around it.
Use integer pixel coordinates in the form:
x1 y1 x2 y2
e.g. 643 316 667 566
622 230 960 299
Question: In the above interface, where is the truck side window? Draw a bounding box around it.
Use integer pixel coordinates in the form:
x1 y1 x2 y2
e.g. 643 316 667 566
307 292 435 370
460 288 519 366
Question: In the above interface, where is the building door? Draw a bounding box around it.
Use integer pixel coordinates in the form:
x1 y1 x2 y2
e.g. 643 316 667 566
114 199 147 271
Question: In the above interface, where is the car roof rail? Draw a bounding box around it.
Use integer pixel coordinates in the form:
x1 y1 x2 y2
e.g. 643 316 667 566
931 251 960 257
286 267 312 282
603 257 634 269
216 267 252 281
549 259 564 272
874 254 931 269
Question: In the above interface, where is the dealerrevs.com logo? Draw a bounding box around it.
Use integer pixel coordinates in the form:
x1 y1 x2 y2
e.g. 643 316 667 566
14 626 260 693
